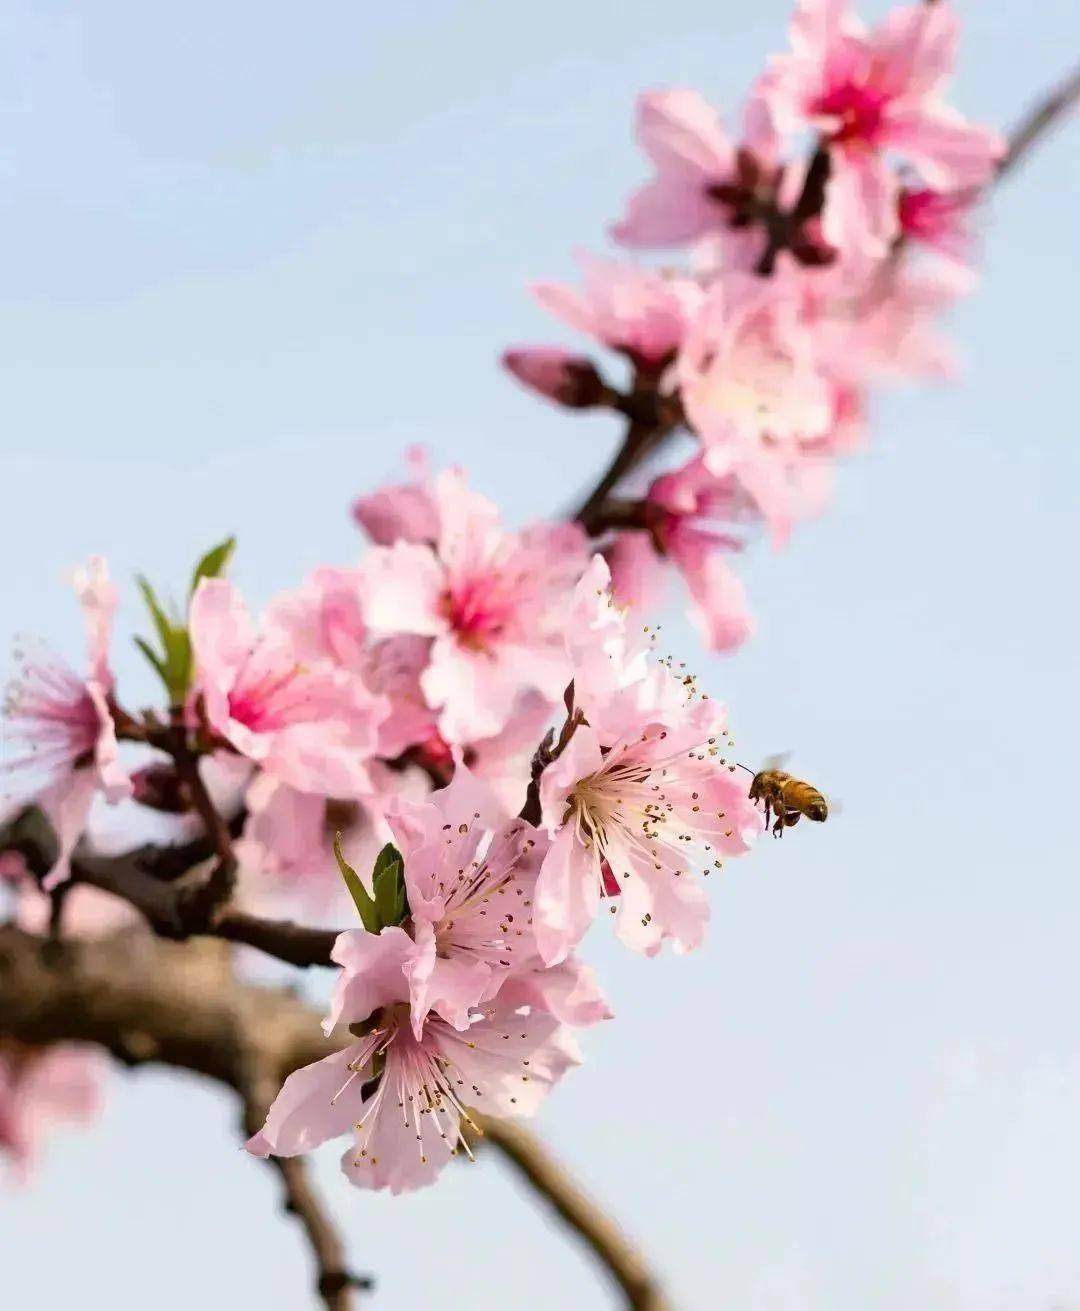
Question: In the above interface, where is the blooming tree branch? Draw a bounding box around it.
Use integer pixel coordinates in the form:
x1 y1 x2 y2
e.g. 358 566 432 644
2 3 1077 1308
0 923 659 1308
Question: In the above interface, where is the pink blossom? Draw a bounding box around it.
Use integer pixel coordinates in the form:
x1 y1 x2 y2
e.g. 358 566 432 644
679 276 831 462
460 691 554 815
535 564 763 963
612 89 793 264
762 0 1003 255
354 626 551 813
611 89 736 248
351 447 438 547
247 924 580 1194
561 556 652 728
535 704 760 963
533 252 704 367
236 772 403 914
0 1041 104 1178
825 261 968 385
501 347 607 409
265 572 446 763
604 530 668 622
368 764 550 1037
898 186 978 266
264 567 369 674
189 579 385 796
358 469 586 742
361 634 439 760
619 457 758 653
497 957 613 1029
1 558 131 888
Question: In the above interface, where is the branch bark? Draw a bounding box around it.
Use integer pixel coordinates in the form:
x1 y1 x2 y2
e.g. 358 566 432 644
2 806 339 968
1000 63 1080 178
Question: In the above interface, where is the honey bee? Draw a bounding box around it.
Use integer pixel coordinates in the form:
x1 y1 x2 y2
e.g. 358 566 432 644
746 755 829 838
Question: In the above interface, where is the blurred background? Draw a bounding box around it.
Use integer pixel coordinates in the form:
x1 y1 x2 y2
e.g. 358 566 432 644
1 1 1078 1307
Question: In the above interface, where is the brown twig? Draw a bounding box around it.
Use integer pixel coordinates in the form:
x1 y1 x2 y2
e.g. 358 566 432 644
170 730 238 909
574 416 676 537
475 1118 670 1311
240 1068 370 1309
213 907 339 967
999 62 1080 178
269 1155 368 1309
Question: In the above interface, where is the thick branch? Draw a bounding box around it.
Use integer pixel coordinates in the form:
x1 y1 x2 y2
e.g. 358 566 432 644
1000 63 1080 178
0 925 667 1311
2 806 339 968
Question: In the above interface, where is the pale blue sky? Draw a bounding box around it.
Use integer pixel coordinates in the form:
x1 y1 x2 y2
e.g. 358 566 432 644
2 2 1078 1308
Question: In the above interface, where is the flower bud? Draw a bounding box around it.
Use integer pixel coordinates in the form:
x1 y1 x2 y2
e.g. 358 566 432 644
501 346 607 409
130 762 190 813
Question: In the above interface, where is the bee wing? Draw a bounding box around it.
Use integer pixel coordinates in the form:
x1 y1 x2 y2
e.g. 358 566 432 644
761 751 791 772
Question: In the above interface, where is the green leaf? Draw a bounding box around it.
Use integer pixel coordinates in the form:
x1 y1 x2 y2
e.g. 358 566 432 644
133 636 169 690
165 629 193 704
190 536 236 598
136 576 173 655
135 577 193 705
371 843 402 883
334 832 379 932
373 844 406 929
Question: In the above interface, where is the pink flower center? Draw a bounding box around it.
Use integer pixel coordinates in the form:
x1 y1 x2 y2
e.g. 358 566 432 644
815 81 889 148
414 733 455 774
440 576 513 652
229 663 313 731
898 188 964 241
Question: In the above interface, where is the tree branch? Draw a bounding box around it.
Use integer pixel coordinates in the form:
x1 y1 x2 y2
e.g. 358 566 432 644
267 1155 370 1309
2 806 340 968
0 924 667 1311
574 415 676 537
212 908 339 967
1000 62 1080 178
239 1069 372 1309
170 730 238 910
474 1118 670 1311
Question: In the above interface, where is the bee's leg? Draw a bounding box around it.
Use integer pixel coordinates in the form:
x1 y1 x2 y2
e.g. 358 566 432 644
784 811 801 828
772 806 786 838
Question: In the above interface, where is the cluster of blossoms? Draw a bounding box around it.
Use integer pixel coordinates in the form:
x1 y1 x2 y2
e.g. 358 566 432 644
0 0 1007 1196
243 550 761 1191
505 0 1002 649
1 500 760 1191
